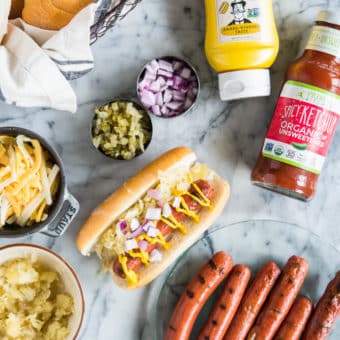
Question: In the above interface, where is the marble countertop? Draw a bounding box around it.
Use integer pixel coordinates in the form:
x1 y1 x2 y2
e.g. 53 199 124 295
1 0 340 339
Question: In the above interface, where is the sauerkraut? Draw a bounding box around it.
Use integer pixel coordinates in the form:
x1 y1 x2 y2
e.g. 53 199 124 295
0 257 74 340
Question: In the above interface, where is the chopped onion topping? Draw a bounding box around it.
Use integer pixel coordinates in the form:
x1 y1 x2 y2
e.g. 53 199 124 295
147 189 161 200
143 221 155 232
138 240 150 252
147 226 159 238
117 220 127 231
172 196 182 208
128 226 144 239
130 218 140 231
145 208 161 221
125 239 138 251
150 249 162 263
163 203 172 218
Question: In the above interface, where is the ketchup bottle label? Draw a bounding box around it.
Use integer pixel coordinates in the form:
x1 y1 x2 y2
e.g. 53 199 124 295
263 80 340 174
306 25 340 58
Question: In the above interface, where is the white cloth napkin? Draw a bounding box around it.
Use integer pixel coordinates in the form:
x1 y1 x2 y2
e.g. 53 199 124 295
0 1 99 113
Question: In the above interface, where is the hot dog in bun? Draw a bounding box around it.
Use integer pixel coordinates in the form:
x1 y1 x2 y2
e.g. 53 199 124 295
76 147 230 289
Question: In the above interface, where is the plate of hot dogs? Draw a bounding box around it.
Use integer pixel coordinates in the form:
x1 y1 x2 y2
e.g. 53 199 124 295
156 220 340 340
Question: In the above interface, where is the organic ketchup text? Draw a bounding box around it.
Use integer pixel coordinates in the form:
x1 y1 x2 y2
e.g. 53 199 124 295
251 10 340 201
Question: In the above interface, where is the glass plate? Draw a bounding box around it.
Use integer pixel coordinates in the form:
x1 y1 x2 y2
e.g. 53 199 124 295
155 220 340 339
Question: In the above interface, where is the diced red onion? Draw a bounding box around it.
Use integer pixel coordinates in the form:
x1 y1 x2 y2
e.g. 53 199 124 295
158 69 173 78
155 92 163 106
172 196 181 208
145 208 161 220
163 203 172 218
163 90 172 103
117 220 127 231
145 69 157 81
180 67 192 80
157 200 164 207
140 90 156 107
130 218 140 231
143 221 154 232
150 249 162 263
158 77 166 86
150 59 159 71
138 240 150 252
172 90 185 101
158 59 174 73
125 239 138 251
149 80 161 93
166 101 183 110
147 226 159 238
148 189 161 200
151 105 161 116
173 61 183 71
128 226 144 238
161 106 169 115
138 58 198 118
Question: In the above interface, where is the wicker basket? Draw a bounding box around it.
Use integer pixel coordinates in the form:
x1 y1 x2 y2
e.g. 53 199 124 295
90 0 142 44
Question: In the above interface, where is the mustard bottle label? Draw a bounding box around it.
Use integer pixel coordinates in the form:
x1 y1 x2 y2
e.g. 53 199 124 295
216 0 262 42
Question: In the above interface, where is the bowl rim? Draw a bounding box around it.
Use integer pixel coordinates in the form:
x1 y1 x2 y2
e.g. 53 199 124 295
0 243 85 340
136 55 201 119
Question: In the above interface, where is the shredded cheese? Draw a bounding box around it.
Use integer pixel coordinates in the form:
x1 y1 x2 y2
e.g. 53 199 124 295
0 135 60 228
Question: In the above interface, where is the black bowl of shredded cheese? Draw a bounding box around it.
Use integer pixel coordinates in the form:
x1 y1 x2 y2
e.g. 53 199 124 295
0 127 66 237
91 100 153 160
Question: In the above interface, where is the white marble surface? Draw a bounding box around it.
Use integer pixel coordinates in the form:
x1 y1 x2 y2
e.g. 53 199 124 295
1 0 340 339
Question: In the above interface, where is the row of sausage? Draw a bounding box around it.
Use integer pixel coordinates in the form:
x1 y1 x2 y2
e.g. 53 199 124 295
165 251 340 340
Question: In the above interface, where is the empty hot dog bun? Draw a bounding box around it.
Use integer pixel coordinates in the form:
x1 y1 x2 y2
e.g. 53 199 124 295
76 147 230 289
22 0 93 30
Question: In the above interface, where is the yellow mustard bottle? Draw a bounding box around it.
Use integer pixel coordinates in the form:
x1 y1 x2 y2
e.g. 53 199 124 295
205 0 279 100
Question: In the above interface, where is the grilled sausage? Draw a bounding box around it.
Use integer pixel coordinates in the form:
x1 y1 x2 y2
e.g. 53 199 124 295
198 264 251 340
275 296 313 340
302 271 340 340
224 262 281 340
247 256 309 340
113 180 214 278
165 251 233 340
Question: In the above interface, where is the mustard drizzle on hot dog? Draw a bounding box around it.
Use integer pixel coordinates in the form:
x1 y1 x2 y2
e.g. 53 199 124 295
117 175 213 286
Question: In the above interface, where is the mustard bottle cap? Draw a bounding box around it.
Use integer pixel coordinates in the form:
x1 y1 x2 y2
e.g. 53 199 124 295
218 69 271 101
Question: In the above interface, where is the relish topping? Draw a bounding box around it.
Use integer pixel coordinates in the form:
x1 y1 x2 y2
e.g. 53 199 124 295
95 163 214 286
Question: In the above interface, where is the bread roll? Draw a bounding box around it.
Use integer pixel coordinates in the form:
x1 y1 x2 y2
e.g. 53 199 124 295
22 0 93 30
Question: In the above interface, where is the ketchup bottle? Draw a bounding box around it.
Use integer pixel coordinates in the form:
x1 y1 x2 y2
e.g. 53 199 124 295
251 10 340 201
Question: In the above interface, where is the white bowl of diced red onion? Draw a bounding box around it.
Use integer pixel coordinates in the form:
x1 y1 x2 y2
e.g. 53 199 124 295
137 56 200 118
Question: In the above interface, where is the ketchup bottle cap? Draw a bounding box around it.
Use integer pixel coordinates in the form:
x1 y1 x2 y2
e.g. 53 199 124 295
316 9 340 26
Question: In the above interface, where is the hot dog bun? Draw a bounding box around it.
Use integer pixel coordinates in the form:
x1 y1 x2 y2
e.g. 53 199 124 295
22 0 93 30
76 147 230 289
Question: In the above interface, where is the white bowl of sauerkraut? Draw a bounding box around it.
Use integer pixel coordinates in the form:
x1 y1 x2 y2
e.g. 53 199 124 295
0 244 85 340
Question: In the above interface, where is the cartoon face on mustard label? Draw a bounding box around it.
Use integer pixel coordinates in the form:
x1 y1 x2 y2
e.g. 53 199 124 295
216 0 262 42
